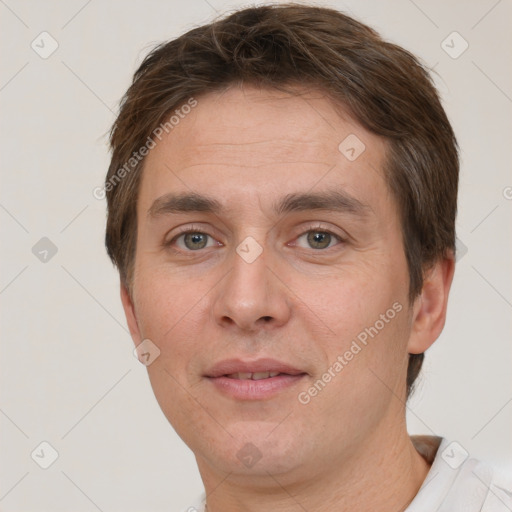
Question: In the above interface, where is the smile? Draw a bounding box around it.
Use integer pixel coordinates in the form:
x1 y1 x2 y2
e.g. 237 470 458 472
205 359 308 400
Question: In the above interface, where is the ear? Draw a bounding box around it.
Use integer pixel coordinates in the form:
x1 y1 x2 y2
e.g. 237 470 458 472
120 282 143 347
407 252 455 354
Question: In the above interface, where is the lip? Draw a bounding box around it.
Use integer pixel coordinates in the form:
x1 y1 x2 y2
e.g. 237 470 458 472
205 358 308 400
205 358 306 378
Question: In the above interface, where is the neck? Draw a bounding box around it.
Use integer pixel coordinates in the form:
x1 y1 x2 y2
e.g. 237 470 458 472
197 424 431 512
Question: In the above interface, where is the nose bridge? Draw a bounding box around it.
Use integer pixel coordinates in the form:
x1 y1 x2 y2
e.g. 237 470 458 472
212 234 290 330
228 236 271 309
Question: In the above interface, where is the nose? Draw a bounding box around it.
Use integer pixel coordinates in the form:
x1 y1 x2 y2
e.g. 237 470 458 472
212 238 292 333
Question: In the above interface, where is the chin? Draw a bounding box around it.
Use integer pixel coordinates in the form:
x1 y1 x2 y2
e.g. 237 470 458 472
198 423 311 478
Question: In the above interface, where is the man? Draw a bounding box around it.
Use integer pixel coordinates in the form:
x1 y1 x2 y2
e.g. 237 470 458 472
103 4 511 511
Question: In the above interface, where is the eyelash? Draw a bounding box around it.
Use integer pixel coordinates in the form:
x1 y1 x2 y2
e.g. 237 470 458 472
164 224 346 253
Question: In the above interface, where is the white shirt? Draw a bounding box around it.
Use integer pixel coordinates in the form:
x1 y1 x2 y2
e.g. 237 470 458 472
407 436 512 511
182 436 512 511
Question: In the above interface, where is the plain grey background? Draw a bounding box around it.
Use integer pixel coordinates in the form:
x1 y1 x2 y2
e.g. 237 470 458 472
1 0 511 510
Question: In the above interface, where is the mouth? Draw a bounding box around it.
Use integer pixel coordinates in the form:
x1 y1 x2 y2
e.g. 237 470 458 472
205 358 308 400
224 371 294 380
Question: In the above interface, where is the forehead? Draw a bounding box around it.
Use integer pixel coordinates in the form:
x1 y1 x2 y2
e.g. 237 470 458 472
139 85 390 214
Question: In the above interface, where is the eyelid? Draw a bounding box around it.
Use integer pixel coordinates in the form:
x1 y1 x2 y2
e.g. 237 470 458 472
292 222 347 242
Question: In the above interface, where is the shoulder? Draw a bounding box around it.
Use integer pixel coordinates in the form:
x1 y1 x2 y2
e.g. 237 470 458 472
408 437 512 512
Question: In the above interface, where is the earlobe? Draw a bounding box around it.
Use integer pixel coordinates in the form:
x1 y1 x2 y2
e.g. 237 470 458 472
120 282 142 346
407 253 455 354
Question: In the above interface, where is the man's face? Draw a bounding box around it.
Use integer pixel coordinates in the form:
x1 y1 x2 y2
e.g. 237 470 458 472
124 85 415 480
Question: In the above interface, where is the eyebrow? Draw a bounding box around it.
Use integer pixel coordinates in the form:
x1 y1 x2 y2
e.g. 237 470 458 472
147 189 371 219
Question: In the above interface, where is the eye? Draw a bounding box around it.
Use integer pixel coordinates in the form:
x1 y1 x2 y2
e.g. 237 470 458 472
296 229 343 250
170 230 217 251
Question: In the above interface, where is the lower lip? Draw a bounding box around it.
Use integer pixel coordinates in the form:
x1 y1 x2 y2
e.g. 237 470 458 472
207 374 306 400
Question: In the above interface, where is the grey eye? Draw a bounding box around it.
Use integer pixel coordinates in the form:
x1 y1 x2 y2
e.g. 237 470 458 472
306 231 333 249
183 232 209 250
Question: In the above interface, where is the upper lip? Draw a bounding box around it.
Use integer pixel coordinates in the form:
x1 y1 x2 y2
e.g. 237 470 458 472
205 358 306 378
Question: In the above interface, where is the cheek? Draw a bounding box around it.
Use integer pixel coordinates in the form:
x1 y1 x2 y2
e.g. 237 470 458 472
134 263 208 336
132 264 217 383
296 257 411 387
133 269 214 432
299 259 405 334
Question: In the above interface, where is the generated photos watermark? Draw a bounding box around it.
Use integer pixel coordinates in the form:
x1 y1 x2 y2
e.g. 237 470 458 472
93 97 198 200
298 301 403 404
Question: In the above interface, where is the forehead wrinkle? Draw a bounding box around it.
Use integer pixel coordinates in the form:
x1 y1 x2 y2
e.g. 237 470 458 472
169 160 334 171
188 138 323 155
170 138 336 170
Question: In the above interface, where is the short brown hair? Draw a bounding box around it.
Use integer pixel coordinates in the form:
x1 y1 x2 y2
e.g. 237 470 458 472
105 3 459 398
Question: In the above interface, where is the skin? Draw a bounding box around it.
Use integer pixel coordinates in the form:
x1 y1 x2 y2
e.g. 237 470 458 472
121 84 455 511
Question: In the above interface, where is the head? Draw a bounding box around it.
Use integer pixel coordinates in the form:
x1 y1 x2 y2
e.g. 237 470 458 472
105 3 457 482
